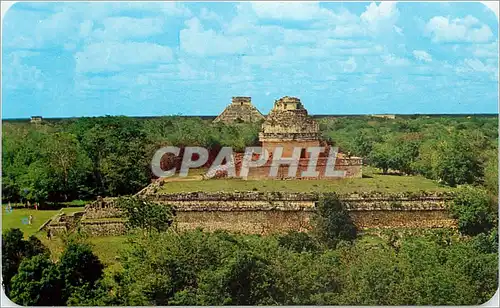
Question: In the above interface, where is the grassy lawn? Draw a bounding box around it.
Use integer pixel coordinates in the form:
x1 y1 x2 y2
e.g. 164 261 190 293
38 235 130 268
2 207 85 237
158 167 453 194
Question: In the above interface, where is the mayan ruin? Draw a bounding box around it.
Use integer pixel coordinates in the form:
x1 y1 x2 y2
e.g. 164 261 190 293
4 2 498 305
213 96 265 123
233 96 363 179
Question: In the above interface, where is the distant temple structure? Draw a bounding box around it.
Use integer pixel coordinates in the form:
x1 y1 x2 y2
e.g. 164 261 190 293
213 97 264 124
233 96 362 179
260 96 320 158
30 116 43 123
160 96 362 179
370 114 396 119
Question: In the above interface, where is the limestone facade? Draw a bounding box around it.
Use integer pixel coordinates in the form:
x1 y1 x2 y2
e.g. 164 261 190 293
73 191 456 236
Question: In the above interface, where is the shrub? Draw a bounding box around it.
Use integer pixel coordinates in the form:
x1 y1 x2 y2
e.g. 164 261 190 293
1 229 49 296
449 186 497 236
277 231 319 252
312 193 357 248
117 196 176 234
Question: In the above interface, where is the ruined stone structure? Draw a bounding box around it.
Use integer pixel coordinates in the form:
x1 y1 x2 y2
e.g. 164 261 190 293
260 96 320 157
234 96 363 179
371 114 396 119
213 97 265 124
58 191 456 236
30 116 43 123
45 96 443 238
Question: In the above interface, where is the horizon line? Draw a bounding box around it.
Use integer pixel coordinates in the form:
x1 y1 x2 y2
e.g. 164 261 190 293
2 113 499 122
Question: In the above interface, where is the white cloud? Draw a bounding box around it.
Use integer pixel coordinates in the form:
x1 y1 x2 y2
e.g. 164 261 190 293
90 17 165 41
456 58 498 81
3 2 191 50
75 42 174 73
100 2 191 18
469 41 499 58
332 24 367 37
200 8 223 23
361 2 399 32
156 2 192 17
180 18 249 56
425 15 494 43
340 57 357 73
413 50 432 62
3 52 44 90
463 58 496 73
321 39 385 56
382 54 410 66
178 59 215 80
394 25 404 36
250 2 334 21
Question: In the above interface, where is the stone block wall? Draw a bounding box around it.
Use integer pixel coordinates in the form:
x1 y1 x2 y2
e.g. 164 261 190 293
233 153 363 179
80 220 127 236
174 210 311 235
81 191 456 236
173 209 454 234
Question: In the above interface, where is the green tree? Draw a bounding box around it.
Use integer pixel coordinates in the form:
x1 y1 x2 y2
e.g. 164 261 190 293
482 149 498 195
196 250 281 305
117 196 176 234
391 133 422 175
277 231 319 253
2 229 48 296
312 193 357 248
435 135 483 186
352 131 374 157
58 242 105 299
42 132 93 201
73 116 150 197
9 254 64 306
449 186 497 236
369 142 394 174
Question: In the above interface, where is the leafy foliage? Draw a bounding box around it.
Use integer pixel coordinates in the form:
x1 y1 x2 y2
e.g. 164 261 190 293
312 193 357 248
2 116 498 204
10 254 64 306
449 185 497 236
1 228 49 296
112 229 497 306
277 231 319 252
6 233 106 306
58 241 105 298
3 228 498 306
116 196 176 234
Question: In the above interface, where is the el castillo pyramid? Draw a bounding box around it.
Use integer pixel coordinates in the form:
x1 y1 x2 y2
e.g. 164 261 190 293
213 97 265 124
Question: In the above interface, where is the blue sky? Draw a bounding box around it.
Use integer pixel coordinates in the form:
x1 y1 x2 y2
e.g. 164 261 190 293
2 1 498 118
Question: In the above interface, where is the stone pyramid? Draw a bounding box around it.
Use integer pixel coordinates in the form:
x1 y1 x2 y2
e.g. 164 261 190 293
213 97 265 124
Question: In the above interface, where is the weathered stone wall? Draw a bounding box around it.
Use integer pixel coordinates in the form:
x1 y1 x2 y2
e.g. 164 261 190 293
174 209 454 234
81 191 455 236
259 97 319 142
349 210 454 229
80 220 127 236
84 197 122 219
174 210 312 234
237 156 363 179
45 210 86 235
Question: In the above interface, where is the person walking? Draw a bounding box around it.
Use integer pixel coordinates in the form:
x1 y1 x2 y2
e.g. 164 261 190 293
28 215 33 225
